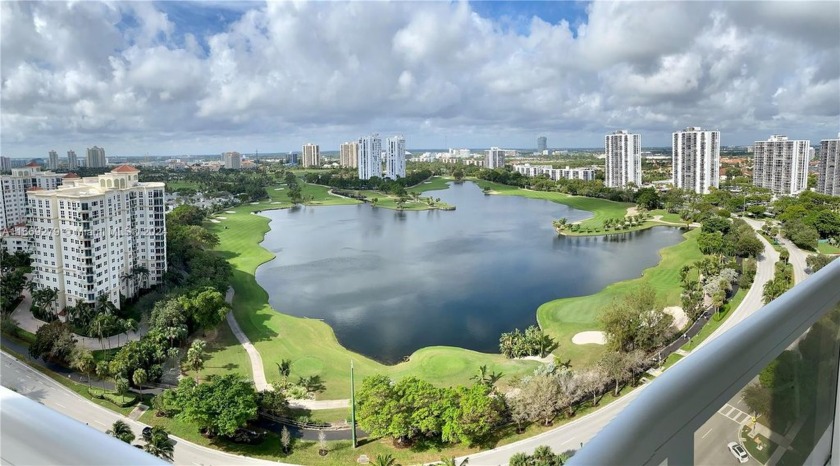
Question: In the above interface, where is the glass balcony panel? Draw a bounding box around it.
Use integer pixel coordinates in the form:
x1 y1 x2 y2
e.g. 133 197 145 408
693 305 840 466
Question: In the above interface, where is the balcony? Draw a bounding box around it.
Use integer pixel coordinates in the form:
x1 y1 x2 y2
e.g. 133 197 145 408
569 260 840 465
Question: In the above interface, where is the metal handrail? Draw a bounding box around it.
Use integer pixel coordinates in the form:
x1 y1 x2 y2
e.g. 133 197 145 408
568 259 840 465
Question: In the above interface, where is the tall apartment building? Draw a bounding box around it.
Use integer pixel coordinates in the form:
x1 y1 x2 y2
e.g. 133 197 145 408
358 134 382 180
752 135 811 195
485 147 505 169
513 164 595 181
302 143 320 168
48 150 59 170
537 136 547 152
27 165 166 310
223 151 242 169
0 163 64 230
340 142 359 168
384 136 406 180
817 136 840 196
86 146 106 168
605 130 642 188
672 127 720 194
67 150 78 170
1 157 11 172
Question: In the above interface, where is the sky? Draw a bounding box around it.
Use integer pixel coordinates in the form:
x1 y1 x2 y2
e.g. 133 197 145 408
2 1 839 158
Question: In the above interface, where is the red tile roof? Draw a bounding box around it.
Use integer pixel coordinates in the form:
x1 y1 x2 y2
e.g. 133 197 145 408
25 161 40 167
111 164 140 173
64 172 80 179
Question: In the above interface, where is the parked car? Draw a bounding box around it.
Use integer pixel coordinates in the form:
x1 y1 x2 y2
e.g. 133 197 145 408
727 441 749 463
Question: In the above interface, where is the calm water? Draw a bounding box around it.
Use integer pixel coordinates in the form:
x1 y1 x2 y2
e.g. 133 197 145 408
255 181 684 363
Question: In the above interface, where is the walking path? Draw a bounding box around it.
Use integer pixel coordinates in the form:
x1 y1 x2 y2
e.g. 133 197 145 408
11 289 146 350
224 287 350 409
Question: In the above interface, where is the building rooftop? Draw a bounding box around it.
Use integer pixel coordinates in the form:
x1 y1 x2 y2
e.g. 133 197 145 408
25 161 40 167
111 164 140 173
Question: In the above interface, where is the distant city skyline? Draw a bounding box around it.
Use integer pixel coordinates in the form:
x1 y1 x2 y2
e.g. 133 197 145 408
2 1 838 157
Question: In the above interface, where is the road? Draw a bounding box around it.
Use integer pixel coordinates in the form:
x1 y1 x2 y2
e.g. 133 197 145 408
0 351 290 466
694 394 759 465
466 224 780 465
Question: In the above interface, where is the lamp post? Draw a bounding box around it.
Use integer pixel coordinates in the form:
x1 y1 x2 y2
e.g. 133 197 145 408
350 360 357 449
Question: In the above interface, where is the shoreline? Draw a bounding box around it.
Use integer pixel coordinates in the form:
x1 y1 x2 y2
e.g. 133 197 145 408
208 177 696 396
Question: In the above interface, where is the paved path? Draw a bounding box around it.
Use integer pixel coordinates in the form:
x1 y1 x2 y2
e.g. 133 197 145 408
224 287 350 410
11 289 145 350
1 351 290 466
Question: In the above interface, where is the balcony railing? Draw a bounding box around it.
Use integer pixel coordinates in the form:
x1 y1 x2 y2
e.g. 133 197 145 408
569 259 840 465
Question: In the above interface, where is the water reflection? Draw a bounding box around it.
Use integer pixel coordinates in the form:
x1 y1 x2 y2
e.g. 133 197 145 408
256 181 685 363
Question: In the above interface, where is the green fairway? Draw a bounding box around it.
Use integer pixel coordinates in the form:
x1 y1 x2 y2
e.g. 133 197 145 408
205 179 538 398
536 228 702 367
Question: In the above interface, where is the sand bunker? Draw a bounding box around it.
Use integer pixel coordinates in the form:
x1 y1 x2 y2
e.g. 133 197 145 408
572 331 606 345
664 306 689 330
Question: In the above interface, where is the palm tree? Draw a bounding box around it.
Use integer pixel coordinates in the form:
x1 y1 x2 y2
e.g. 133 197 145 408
144 427 174 461
440 457 469 466
276 359 292 388
373 454 400 466
106 420 135 444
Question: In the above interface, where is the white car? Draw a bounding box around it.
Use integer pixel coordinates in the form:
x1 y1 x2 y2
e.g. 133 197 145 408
727 441 749 463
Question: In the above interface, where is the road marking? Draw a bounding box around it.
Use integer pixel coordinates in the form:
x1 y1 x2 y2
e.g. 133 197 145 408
559 439 572 446
701 428 713 439
55 403 66 408
94 420 107 427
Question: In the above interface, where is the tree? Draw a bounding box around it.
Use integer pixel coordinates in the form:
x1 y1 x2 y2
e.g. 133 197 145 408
741 383 771 419
443 384 505 446
280 425 291 454
452 169 465 181
177 287 229 332
132 368 148 389
185 339 207 375
70 347 96 388
276 359 292 388
106 420 135 444
256 389 290 417
517 373 561 425
577 367 605 406
30 321 76 364
599 285 672 353
634 188 660 210
806 254 837 273
599 351 631 396
470 365 503 389
143 426 174 461
176 374 258 437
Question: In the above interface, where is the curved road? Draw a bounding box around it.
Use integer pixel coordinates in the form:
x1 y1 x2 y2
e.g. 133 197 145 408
465 225 780 465
0 351 290 466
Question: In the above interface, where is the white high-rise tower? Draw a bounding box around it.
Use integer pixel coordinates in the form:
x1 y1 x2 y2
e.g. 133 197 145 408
752 135 811 195
384 136 406 180
604 130 641 188
672 127 720 194
358 134 382 180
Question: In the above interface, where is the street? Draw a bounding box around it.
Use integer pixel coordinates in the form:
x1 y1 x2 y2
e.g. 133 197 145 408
0 351 289 466
694 394 759 465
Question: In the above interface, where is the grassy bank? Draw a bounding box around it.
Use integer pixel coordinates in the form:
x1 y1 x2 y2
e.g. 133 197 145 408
204 179 538 398
536 229 702 367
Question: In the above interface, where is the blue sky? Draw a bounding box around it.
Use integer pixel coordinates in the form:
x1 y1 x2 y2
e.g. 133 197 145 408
1 1 838 157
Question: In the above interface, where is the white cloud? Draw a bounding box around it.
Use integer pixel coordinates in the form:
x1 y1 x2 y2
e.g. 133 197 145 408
1 0 838 157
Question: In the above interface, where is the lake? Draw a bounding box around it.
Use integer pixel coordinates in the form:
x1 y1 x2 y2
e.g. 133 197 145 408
255 181 684 364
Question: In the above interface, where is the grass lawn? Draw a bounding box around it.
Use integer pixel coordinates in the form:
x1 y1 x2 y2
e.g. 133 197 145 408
289 407 350 424
203 178 539 398
661 353 683 370
817 242 840 255
649 209 685 224
741 425 778 464
536 228 702 367
186 320 252 381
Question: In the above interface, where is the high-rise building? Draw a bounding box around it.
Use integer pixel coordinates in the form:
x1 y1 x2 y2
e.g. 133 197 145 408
340 142 359 168
537 136 547 152
605 130 642 188
27 166 166 310
672 127 720 194
1 156 10 172
0 163 64 231
86 146 106 168
48 150 58 170
752 135 811 195
817 136 840 196
302 143 320 168
358 134 382 180
67 150 78 170
384 136 406 180
287 152 299 166
223 151 241 169
485 147 505 169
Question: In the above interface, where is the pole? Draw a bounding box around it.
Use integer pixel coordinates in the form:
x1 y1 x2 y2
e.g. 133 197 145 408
350 360 357 449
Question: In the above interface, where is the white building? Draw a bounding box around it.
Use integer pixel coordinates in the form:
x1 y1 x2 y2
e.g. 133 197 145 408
48 151 59 170
358 134 382 180
302 143 320 168
1 163 64 231
67 150 78 170
86 146 106 168
340 141 359 168
672 127 720 194
605 130 641 188
384 136 406 180
223 151 242 169
27 165 167 310
752 135 811 195
537 136 547 152
485 147 506 169
0 157 10 172
817 136 840 196
512 164 595 182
